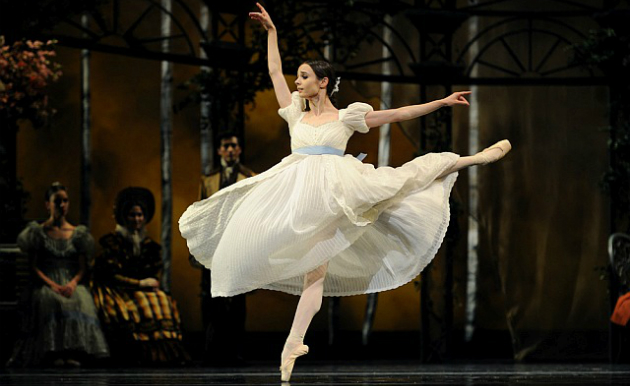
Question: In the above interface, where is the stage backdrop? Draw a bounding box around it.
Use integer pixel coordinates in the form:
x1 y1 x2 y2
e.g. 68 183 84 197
15 13 609 360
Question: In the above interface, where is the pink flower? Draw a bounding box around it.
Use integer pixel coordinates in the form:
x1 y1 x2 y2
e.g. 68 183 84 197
0 37 62 124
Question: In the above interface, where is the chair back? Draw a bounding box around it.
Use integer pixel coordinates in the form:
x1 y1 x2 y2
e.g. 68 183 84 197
609 233 630 296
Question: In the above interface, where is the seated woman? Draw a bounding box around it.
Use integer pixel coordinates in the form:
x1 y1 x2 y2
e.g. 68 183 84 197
92 187 189 365
7 182 109 367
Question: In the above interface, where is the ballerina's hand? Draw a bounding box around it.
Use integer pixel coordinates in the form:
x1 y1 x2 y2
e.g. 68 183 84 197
249 2 275 31
443 91 472 106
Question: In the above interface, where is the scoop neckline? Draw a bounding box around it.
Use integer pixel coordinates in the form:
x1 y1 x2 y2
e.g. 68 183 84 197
298 110 343 128
38 222 81 241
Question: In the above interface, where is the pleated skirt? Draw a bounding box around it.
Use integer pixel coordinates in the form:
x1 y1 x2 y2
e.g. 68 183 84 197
179 152 459 297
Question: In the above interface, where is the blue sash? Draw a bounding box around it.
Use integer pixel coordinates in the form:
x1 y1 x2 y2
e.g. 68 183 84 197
293 146 367 161
293 146 344 156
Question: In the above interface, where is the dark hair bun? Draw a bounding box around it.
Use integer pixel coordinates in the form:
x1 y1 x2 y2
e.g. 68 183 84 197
44 182 67 201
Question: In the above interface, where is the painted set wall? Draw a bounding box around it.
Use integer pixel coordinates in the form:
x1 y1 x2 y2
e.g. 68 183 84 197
15 7 610 347
16 45 426 334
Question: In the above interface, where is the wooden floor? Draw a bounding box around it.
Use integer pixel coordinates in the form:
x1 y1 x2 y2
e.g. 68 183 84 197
2 362 630 385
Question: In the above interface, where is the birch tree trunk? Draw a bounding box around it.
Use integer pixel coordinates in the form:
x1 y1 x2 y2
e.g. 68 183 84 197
80 13 92 227
160 0 173 293
199 3 213 176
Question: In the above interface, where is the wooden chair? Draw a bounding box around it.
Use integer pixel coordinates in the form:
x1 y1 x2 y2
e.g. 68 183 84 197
608 233 630 363
0 244 30 363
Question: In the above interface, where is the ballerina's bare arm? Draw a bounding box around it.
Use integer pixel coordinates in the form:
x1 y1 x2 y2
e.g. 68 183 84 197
364 91 471 128
249 3 292 108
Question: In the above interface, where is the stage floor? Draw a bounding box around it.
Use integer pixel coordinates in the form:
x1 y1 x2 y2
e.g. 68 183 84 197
2 362 630 385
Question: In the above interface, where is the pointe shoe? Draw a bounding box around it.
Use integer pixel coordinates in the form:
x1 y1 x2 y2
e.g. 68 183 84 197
478 139 512 165
280 344 309 382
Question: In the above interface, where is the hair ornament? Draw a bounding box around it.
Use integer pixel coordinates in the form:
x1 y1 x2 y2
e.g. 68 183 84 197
330 77 341 96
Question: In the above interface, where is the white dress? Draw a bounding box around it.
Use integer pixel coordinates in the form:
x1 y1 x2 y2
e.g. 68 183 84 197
179 92 459 297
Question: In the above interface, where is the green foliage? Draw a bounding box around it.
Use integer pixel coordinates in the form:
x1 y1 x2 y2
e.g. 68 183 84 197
570 28 630 76
571 29 617 66
570 28 630 231
176 0 395 130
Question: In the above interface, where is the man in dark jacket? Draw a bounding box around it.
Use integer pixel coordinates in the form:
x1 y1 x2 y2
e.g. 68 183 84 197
190 132 255 365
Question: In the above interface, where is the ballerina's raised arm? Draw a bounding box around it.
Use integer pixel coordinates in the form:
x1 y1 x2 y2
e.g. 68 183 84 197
249 2 292 109
249 2 472 128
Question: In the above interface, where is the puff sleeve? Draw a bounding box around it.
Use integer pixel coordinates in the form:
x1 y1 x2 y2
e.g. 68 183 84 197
72 225 95 259
341 102 374 133
16 221 43 254
278 91 305 127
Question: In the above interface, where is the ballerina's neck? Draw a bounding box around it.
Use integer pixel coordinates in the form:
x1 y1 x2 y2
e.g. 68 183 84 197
307 98 335 116
302 104 339 126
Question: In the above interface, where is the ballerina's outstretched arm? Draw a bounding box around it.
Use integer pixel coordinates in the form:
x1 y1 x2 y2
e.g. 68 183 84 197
362 91 512 173
364 91 472 128
249 2 292 109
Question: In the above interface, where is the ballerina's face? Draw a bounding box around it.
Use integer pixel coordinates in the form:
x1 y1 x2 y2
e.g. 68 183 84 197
295 64 326 98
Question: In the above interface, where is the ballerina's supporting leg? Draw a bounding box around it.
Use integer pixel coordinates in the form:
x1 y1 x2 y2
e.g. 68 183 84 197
280 262 329 382
437 139 511 179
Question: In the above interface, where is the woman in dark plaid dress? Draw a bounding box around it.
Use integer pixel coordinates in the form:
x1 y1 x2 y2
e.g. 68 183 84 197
92 187 189 365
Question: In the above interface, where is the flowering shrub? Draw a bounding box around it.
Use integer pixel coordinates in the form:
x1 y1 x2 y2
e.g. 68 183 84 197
0 36 62 127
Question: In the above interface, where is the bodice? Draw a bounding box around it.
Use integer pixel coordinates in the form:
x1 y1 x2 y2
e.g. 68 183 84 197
278 92 373 152
16 222 94 283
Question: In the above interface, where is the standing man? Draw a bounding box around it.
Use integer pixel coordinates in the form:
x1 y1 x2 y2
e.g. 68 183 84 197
190 132 256 365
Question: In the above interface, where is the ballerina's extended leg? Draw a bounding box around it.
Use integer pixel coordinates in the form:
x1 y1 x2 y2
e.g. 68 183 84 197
280 263 328 382
437 139 511 178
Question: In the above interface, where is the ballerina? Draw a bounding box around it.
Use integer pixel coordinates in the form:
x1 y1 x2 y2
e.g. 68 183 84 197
180 2 510 382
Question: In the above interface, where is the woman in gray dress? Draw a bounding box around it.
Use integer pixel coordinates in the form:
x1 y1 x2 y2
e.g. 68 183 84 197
7 182 109 367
